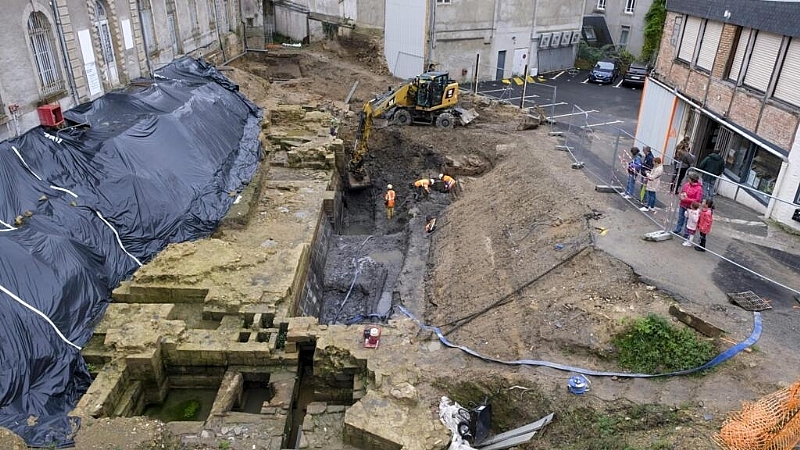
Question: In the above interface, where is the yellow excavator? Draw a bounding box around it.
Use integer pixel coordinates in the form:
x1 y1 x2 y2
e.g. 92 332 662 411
347 71 477 188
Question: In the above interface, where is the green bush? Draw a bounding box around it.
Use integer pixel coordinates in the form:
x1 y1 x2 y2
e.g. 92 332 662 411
612 314 715 373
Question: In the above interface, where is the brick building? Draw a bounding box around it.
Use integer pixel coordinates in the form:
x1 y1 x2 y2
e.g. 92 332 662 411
635 0 800 230
0 0 242 142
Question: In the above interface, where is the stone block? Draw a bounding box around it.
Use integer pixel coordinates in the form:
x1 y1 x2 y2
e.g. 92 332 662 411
306 402 327 415
302 414 315 431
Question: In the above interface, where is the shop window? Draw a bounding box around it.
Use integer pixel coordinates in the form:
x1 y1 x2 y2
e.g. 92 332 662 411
744 148 781 202
794 184 800 205
724 135 753 181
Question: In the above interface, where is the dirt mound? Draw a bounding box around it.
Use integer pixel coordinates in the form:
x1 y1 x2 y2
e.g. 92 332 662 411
223 66 271 106
423 136 676 364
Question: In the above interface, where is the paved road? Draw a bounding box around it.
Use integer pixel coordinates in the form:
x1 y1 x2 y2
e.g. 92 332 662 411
466 69 643 135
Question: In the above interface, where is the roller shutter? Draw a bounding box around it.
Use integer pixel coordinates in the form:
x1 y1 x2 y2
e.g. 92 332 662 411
678 16 701 62
774 38 800 107
743 31 782 92
697 21 723 70
538 46 576 74
727 28 750 82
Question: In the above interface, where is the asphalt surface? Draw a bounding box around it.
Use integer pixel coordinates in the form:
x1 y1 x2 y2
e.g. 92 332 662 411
465 68 643 135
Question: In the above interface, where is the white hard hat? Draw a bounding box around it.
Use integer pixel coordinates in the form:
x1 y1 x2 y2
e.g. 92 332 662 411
438 173 444 179
430 178 436 184
387 184 393 189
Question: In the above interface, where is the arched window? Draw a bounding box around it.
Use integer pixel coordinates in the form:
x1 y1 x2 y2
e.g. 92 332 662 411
27 12 64 96
94 0 118 84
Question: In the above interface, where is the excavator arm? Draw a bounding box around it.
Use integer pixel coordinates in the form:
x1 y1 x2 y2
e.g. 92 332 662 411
349 82 414 171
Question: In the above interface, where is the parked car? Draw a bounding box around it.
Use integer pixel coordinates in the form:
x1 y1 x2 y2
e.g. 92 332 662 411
588 60 620 84
622 62 651 87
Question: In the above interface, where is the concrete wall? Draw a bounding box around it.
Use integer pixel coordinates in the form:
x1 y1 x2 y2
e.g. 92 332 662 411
431 0 583 80
274 4 307 42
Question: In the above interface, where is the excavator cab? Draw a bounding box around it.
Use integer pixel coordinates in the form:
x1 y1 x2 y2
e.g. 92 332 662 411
415 72 450 109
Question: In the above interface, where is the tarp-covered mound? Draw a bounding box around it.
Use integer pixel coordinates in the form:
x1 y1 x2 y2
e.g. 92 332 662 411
0 57 262 447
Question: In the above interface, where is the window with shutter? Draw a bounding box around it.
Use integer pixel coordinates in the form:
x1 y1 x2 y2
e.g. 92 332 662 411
727 28 750 82
678 16 701 63
697 21 723 71
774 38 800 107
743 31 782 92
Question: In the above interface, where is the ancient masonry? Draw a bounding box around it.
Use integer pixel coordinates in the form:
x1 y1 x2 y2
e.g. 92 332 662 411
74 103 447 450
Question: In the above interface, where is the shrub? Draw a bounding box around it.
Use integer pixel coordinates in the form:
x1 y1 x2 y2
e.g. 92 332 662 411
612 314 715 373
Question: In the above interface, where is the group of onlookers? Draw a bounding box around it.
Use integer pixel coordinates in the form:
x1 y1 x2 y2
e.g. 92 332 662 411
622 142 723 251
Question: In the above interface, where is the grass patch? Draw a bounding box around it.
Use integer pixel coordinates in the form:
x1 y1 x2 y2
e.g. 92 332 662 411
612 314 715 374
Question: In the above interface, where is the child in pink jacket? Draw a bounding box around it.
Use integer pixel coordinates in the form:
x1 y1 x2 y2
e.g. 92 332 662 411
695 199 714 252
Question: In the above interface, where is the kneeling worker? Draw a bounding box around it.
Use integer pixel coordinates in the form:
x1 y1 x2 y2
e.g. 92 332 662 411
413 178 435 198
439 173 456 191
384 184 396 219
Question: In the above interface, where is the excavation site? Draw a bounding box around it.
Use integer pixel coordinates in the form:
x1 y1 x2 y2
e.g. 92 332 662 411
1 33 793 450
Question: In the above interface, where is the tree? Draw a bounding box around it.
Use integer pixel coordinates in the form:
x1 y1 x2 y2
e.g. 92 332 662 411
641 0 666 63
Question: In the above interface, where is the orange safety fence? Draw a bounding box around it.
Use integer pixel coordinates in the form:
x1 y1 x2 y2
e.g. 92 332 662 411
713 381 800 450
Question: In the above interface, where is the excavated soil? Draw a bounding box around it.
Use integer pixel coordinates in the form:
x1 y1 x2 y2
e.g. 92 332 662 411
64 31 787 449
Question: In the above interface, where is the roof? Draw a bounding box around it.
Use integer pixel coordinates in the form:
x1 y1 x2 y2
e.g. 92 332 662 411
666 0 800 38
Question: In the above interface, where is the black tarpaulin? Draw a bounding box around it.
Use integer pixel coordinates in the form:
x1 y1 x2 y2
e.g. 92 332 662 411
0 57 261 447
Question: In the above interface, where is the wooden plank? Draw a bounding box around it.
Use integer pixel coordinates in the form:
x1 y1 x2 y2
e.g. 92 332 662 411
668 305 725 338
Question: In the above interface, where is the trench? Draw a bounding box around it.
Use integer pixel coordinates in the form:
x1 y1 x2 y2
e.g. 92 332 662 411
318 131 452 325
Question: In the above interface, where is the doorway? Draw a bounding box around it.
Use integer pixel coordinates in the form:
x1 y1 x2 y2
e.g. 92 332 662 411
496 50 506 80
512 48 528 76
94 1 118 85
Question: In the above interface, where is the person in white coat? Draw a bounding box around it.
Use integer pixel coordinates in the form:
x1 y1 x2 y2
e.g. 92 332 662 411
640 157 664 212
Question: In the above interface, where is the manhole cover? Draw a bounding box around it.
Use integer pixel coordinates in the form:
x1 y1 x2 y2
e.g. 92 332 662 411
727 291 772 311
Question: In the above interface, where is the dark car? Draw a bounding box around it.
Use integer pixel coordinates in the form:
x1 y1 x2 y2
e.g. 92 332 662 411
588 60 620 84
622 62 651 87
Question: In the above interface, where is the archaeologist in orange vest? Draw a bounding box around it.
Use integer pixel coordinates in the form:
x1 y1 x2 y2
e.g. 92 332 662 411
413 178 435 199
439 173 456 191
384 184 396 219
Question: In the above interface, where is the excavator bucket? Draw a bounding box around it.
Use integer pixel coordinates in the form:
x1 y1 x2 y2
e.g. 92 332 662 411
455 107 479 125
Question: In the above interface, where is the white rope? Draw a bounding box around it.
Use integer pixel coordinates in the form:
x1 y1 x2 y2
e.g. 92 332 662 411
0 219 16 230
95 211 142 267
0 283 81 350
49 185 78 198
11 145 43 181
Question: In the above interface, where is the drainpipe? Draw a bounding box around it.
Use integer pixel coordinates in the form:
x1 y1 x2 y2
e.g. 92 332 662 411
135 0 153 77
50 0 80 105
211 0 228 62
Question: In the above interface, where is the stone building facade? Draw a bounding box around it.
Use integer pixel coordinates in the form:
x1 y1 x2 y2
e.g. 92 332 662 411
0 0 242 142
636 0 800 229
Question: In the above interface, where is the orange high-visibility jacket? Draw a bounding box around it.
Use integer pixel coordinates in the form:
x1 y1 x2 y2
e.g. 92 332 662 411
441 175 455 186
385 189 396 207
414 179 432 188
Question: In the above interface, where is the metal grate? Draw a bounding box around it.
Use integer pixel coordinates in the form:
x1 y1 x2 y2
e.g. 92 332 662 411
27 12 64 96
727 291 772 311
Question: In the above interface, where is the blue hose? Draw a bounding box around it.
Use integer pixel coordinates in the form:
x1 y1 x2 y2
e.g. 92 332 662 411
397 305 761 378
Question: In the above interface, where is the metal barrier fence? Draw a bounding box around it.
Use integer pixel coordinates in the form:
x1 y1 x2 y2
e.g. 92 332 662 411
556 106 800 296
465 62 560 126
